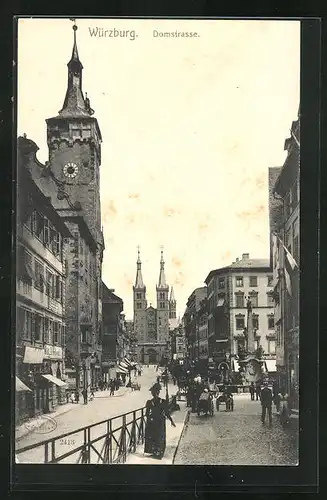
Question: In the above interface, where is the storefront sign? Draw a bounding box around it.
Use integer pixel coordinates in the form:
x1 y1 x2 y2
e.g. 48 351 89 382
44 344 63 360
23 346 45 364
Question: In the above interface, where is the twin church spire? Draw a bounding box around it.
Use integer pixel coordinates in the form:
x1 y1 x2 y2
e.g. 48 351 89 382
134 247 170 291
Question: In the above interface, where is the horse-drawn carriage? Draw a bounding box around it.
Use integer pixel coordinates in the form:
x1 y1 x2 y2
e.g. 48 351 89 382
197 390 214 416
216 392 234 411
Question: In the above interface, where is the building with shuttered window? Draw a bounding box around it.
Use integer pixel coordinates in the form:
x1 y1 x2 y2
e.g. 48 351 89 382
16 137 72 423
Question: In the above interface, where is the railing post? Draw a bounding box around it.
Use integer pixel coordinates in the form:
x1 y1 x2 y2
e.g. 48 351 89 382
122 414 127 463
109 418 113 464
87 427 91 463
44 442 49 463
51 440 55 462
131 411 136 452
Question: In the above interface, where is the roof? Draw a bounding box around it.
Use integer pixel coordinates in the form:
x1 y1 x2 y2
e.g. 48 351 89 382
102 282 124 304
205 258 270 283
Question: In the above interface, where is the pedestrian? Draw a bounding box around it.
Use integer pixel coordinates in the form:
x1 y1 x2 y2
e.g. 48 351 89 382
75 390 80 404
89 389 95 401
260 382 273 426
66 391 70 404
278 388 290 425
249 382 255 401
255 381 261 401
272 380 279 410
109 379 114 396
144 383 176 460
81 388 88 405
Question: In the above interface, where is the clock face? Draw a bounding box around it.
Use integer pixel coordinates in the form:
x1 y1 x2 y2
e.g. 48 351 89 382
63 162 79 179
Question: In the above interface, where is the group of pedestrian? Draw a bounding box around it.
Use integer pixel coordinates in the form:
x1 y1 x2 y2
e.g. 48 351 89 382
249 380 290 427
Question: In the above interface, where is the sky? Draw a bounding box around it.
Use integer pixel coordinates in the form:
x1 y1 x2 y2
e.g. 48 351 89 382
17 18 300 320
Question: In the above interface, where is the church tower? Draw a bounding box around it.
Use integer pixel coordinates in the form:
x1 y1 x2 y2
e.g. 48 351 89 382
46 23 103 244
45 22 104 389
133 247 147 345
156 249 169 344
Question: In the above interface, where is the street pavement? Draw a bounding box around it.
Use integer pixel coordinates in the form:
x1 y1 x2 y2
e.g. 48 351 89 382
174 394 298 466
16 366 177 463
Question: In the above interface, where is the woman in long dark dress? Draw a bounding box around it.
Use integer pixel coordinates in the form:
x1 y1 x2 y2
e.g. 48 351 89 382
144 383 176 459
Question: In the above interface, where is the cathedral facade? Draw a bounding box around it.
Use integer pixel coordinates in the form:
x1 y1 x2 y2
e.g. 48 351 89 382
133 250 177 365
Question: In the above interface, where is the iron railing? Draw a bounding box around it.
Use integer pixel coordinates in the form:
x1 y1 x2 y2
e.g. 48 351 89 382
16 406 146 464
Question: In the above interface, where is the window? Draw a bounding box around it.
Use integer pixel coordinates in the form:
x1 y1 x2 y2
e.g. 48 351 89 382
252 315 259 329
236 276 243 287
268 340 276 354
136 292 141 299
51 231 61 257
17 307 32 341
33 211 44 240
160 292 165 300
45 270 54 297
236 316 245 330
53 322 59 343
249 293 258 307
267 292 274 307
136 302 142 309
44 317 49 343
235 293 244 308
267 275 273 286
268 315 275 330
48 320 53 344
34 260 44 292
35 314 43 341
249 276 258 287
55 275 62 301
218 277 225 289
43 218 50 246
81 325 88 343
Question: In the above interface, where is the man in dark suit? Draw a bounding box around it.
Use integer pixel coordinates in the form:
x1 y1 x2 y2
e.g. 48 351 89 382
260 382 273 426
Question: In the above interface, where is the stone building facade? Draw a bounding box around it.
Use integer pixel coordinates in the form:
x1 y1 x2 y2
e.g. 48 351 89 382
16 136 72 422
21 25 105 390
101 284 124 382
205 254 276 371
269 111 300 413
133 249 176 365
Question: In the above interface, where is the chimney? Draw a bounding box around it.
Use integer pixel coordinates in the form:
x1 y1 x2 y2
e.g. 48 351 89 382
242 253 249 260
236 257 239 262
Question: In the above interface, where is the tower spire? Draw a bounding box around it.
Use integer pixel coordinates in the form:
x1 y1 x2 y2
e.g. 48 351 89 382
157 246 168 289
135 246 145 289
58 21 94 118
169 286 176 303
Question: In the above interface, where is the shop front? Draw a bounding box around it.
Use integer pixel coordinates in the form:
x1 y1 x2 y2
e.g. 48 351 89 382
43 344 67 407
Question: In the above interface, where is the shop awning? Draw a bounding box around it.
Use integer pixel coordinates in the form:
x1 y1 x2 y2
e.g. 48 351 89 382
116 366 129 374
16 376 32 392
23 346 44 364
41 374 68 387
265 359 277 372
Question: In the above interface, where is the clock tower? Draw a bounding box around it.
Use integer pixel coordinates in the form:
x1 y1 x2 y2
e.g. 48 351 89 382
46 23 102 243
45 22 104 389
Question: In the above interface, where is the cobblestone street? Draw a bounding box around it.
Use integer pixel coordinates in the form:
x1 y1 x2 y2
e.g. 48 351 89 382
174 394 298 466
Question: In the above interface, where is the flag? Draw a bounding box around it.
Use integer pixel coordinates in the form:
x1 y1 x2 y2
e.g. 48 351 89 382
285 248 297 270
272 233 280 285
284 267 292 296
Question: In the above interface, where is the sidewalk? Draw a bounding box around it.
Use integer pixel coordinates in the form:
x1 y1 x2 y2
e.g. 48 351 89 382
124 402 189 465
15 386 130 441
